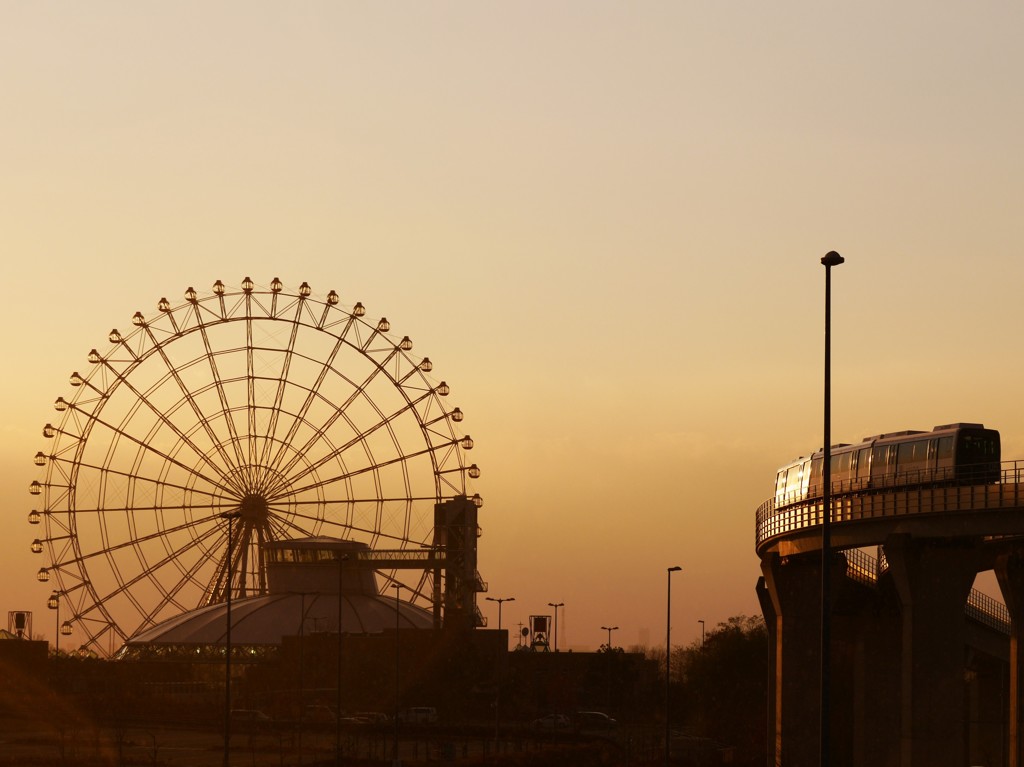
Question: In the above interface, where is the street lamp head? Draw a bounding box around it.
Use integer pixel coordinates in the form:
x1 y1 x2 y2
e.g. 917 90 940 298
821 251 844 267
668 566 681 573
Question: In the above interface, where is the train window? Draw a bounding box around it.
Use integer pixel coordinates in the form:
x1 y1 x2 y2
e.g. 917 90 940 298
836 451 851 472
803 458 817 495
785 466 803 501
896 440 928 474
935 437 954 467
855 447 870 479
871 446 891 480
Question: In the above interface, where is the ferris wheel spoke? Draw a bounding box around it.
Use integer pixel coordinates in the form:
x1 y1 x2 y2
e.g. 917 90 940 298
380 571 432 604
190 314 249 474
232 519 267 598
410 569 434 603
52 500 229 519
85 365 247 496
262 339 405 487
50 450 235 509
246 313 258 469
74 615 126 653
257 311 301 472
264 323 358 479
56 514 226 569
265 505 323 540
137 317 246 485
281 441 452 499
138 529 229 630
269 503 417 548
94 522 225 624
73 376 240 497
267 387 435 498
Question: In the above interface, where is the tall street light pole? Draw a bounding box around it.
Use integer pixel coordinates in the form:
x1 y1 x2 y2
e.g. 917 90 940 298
820 250 844 767
547 602 564 652
698 619 705 649
336 552 348 767
393 583 401 764
666 566 681 767
219 510 240 767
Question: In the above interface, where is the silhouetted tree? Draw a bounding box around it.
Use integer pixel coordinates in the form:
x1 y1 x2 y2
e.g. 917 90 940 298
678 615 767 766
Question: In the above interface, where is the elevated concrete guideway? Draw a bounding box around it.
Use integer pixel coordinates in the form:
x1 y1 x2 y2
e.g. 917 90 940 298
754 465 1024 767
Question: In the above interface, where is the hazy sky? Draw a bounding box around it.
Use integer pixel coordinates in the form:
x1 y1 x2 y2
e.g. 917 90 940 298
2 2 1023 652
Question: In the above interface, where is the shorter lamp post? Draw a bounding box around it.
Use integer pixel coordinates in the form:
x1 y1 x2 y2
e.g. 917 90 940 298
601 625 620 712
485 593 516 630
601 625 619 650
547 602 564 651
219 510 240 767
698 619 705 648
485 596 514 752
47 593 67 651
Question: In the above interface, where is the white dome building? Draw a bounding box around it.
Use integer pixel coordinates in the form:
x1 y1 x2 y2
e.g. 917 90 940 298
122 538 432 653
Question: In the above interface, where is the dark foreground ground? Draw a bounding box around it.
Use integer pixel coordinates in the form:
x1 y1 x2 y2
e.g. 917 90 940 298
0 718 698 767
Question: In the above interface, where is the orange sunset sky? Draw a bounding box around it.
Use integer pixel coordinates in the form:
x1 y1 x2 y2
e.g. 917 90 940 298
2 2 1023 652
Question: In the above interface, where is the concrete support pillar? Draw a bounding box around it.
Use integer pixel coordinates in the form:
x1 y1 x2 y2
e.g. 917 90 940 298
996 549 1024 767
965 647 1007 767
883 534 980 767
759 551 846 767
756 576 778 767
856 573 903 767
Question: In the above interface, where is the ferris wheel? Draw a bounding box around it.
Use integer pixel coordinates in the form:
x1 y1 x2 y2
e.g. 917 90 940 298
29 278 480 656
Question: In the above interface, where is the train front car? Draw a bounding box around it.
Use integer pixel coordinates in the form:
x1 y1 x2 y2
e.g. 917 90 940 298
772 423 1001 508
946 423 1001 484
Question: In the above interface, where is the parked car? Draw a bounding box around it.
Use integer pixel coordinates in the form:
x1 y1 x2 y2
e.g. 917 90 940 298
230 709 272 730
397 706 438 724
303 705 336 724
574 711 617 731
531 713 571 730
352 711 390 725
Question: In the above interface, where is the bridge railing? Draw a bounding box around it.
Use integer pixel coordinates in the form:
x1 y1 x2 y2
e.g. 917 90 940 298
756 460 1024 548
834 547 1010 634
966 589 1011 634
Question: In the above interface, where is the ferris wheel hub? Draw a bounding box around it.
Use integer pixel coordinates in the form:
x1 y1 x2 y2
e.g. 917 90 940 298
239 493 270 523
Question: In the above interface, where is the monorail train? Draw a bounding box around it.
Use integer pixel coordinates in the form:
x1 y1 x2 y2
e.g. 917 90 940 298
774 423 1001 507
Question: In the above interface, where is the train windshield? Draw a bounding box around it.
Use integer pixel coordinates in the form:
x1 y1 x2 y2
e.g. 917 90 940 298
958 431 999 464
